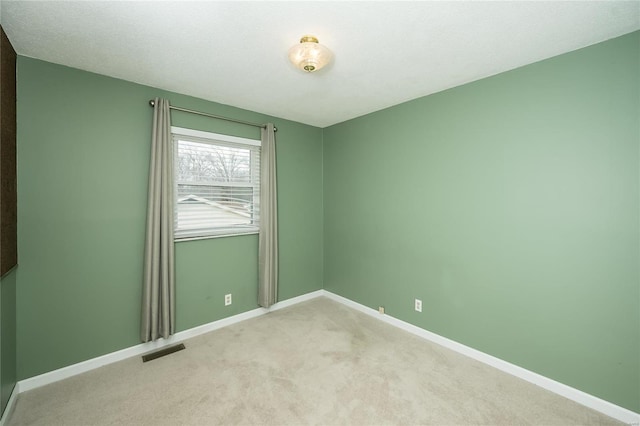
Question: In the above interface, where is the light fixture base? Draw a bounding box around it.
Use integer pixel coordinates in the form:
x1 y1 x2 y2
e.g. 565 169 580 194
300 35 319 44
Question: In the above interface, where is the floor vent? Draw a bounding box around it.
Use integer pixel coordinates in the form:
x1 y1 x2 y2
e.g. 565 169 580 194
142 343 186 362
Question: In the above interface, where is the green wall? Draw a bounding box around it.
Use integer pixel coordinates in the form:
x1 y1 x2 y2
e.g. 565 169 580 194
0 268 16 415
16 57 323 379
323 32 639 412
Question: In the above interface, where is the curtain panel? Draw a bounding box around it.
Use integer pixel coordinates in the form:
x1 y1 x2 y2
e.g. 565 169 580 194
258 123 278 308
141 98 176 342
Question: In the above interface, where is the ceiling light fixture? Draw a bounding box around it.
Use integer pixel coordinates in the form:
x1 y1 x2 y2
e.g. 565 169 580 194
288 35 332 73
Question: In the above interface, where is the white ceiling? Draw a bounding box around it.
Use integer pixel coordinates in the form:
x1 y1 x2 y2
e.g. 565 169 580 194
2 1 639 128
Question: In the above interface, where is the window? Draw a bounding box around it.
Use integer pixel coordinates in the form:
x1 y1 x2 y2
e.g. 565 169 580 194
172 127 261 240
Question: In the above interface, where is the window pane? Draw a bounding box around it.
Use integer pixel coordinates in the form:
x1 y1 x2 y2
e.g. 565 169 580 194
177 141 251 184
173 132 260 239
177 184 255 225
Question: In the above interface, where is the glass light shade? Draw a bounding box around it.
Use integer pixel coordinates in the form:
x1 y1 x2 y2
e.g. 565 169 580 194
288 35 332 73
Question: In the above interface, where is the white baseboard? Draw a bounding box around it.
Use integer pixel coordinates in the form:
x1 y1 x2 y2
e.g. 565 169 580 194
14 288 639 425
270 290 325 311
321 290 640 425
0 383 19 426
18 290 324 393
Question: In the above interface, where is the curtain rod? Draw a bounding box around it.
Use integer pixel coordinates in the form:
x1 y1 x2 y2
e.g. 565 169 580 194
148 100 277 132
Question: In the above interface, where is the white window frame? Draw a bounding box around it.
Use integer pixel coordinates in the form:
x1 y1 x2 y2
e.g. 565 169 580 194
172 126 261 241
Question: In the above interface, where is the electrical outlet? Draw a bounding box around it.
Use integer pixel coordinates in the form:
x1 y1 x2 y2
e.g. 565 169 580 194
414 298 422 312
224 294 232 306
378 306 385 314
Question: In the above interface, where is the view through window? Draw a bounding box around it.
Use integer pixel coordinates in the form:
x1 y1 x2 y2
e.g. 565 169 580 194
172 127 261 239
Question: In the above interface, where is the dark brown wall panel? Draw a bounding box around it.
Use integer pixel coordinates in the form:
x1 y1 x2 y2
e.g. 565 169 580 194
0 26 17 277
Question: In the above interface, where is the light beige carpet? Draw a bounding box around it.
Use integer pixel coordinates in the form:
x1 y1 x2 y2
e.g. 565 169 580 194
9 297 622 425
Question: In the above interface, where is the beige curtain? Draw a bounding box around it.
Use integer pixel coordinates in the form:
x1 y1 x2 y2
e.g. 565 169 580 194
141 98 175 342
258 123 278 308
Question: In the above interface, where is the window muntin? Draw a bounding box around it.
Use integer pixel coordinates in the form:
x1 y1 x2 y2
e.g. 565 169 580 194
172 127 260 240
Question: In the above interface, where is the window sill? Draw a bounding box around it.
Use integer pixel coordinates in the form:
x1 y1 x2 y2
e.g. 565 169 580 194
175 230 258 243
